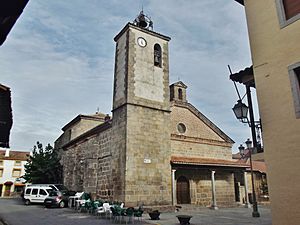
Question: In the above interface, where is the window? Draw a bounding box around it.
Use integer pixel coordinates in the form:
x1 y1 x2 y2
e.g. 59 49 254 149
0 168 3 177
276 0 300 27
15 161 21 166
0 160 3 166
283 0 300 20
288 63 300 118
12 169 21 177
178 88 183 100
154 44 162 67
32 189 38 195
177 123 187 134
25 188 32 195
39 189 48 196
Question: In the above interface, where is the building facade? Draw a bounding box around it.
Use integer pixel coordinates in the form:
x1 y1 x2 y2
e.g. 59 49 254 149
0 149 29 197
234 0 300 224
56 13 248 207
0 84 13 148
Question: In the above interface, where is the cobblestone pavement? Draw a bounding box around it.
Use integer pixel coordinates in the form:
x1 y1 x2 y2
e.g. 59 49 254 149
0 198 271 225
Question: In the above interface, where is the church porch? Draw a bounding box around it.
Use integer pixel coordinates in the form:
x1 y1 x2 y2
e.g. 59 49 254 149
171 156 248 208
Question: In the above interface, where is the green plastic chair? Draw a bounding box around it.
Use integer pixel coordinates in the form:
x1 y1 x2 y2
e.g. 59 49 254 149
111 205 123 223
125 207 134 224
133 207 143 223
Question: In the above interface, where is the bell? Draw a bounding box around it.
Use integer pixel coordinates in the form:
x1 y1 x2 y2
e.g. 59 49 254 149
138 18 148 28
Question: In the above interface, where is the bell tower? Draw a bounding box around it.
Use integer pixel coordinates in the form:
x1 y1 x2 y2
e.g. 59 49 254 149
113 11 171 112
112 11 172 205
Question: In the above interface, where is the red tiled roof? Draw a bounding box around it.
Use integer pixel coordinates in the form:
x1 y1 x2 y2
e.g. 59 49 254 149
247 160 267 173
0 150 30 161
232 152 267 173
171 155 248 168
232 152 241 159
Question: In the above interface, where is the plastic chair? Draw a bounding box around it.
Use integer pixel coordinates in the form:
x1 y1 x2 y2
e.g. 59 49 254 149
80 199 92 213
125 207 134 224
133 207 144 223
111 205 123 223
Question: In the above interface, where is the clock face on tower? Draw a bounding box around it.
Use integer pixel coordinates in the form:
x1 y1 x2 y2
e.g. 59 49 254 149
137 37 147 47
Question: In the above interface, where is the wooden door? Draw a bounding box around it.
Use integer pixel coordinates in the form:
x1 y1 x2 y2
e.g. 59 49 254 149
177 176 190 204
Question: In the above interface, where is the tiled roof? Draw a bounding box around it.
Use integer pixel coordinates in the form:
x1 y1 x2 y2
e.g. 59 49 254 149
232 152 241 159
0 150 30 161
171 155 248 168
229 65 255 87
232 152 267 173
247 160 267 173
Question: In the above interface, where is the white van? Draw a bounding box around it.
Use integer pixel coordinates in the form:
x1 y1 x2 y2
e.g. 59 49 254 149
23 186 53 205
25 184 68 192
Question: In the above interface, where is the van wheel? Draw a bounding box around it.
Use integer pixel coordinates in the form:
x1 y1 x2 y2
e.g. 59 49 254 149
59 201 65 208
25 199 31 205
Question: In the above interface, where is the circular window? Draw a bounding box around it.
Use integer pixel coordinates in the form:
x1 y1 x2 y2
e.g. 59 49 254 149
177 123 186 134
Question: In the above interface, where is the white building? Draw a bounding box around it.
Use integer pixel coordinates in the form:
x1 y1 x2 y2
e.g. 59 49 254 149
0 149 29 197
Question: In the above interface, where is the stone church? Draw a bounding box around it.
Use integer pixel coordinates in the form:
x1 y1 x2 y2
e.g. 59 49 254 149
55 12 247 208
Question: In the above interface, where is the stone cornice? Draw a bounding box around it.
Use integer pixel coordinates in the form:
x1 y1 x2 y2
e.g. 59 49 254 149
114 23 171 42
171 134 232 147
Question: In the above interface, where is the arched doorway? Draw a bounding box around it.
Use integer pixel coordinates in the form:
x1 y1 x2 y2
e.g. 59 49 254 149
177 176 190 204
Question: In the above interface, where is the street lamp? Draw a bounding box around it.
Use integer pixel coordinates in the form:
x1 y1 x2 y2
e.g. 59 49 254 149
239 139 260 218
232 100 249 123
232 85 262 152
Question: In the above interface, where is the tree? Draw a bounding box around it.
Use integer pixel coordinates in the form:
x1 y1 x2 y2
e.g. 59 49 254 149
24 141 62 184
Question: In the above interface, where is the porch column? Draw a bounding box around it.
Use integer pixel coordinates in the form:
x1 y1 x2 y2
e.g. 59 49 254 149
210 170 218 210
171 169 176 205
244 171 251 208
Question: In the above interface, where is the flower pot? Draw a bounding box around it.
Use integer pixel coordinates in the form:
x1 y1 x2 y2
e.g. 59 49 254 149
176 215 192 225
149 211 160 220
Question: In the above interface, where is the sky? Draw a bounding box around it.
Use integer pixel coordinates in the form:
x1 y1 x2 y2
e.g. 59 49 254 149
0 0 258 152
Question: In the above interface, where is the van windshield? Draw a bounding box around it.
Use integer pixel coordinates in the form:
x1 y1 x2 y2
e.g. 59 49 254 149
53 184 68 191
49 191 59 197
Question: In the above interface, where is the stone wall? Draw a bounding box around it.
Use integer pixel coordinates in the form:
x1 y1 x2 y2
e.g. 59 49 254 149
126 26 170 111
111 106 127 202
69 118 104 141
176 169 235 207
62 124 123 201
170 105 232 160
125 104 172 206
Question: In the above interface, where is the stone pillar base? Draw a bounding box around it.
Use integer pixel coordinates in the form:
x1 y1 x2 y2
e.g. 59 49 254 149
245 203 251 208
210 205 219 210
